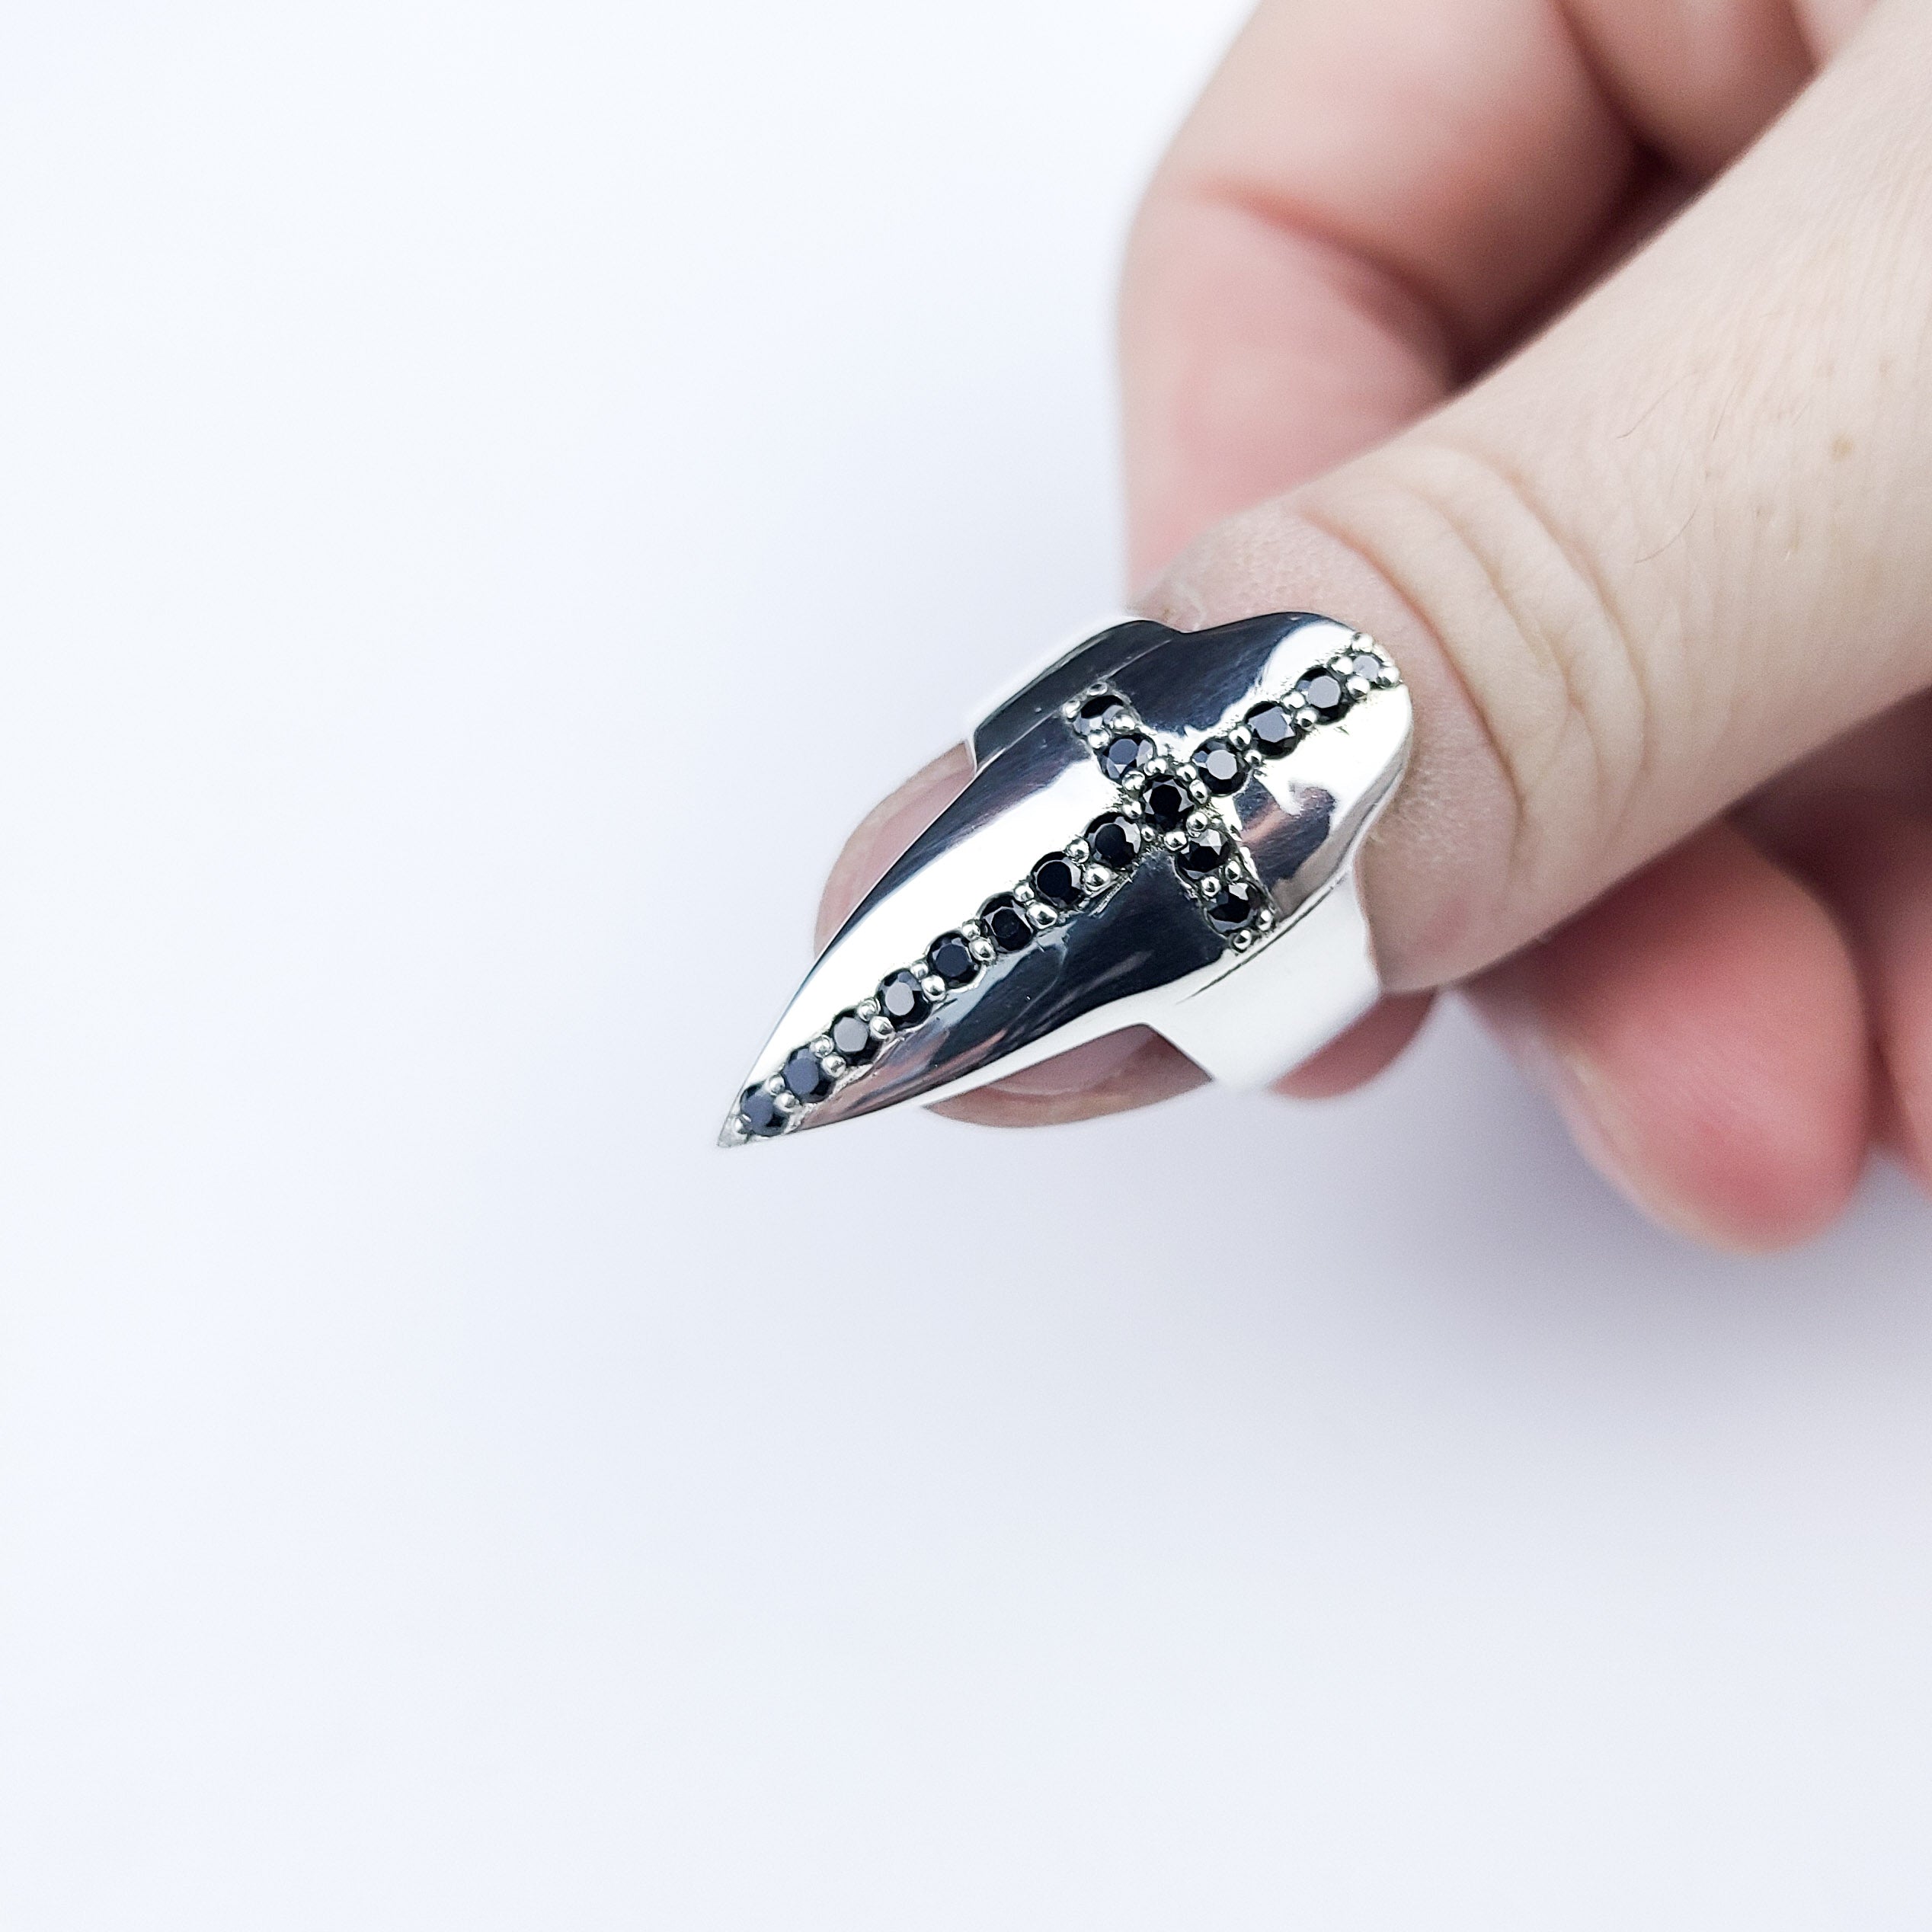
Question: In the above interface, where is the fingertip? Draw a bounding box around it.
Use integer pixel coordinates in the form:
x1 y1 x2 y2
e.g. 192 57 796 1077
1471 824 1870 1252
1777 794 1932 1196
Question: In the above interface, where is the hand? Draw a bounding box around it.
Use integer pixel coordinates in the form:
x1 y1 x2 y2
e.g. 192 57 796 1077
818 0 1932 1251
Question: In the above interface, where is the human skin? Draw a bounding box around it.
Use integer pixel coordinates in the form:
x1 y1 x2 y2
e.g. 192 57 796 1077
817 0 1932 1251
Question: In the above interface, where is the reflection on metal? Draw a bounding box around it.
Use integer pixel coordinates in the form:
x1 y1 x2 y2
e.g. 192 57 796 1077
722 612 1412 1145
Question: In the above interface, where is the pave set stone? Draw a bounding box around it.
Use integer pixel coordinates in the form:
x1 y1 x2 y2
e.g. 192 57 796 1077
734 640 1398 1139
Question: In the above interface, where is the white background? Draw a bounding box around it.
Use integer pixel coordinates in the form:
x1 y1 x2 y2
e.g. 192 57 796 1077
0 2 1928 1926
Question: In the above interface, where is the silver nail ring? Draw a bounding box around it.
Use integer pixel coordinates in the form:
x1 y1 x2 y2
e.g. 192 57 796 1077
721 610 1412 1145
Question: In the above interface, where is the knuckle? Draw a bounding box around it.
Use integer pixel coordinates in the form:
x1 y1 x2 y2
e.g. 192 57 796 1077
1309 433 1661 904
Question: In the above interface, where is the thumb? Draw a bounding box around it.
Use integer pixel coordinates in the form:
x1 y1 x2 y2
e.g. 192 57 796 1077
1146 2 1932 996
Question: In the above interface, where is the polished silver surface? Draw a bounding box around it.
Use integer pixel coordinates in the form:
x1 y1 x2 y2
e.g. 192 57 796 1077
720 611 1412 1145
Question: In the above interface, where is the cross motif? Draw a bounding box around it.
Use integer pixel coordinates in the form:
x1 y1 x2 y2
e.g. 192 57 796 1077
1055 636 1397 952
730 634 1399 1139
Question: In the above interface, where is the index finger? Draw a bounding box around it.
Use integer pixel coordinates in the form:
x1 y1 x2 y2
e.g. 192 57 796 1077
1119 0 1818 580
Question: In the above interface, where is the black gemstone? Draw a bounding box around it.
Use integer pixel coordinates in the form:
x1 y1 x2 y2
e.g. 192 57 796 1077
1077 690 1121 721
784 1047 833 1102
830 1011 878 1064
1296 668 1348 721
982 896 1034 952
739 1086 785 1137
1144 779 1189 830
1246 702 1296 756
1192 740 1243 795
1207 878 1262 929
1087 814 1141 871
1101 732 1155 781
878 969 930 1026
1176 826 1233 878
1032 855 1083 909
927 932 977 987
1340 650 1382 683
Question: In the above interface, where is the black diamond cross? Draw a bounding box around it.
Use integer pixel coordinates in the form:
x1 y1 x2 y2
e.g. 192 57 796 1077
732 635 1396 1139
1064 637 1395 951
